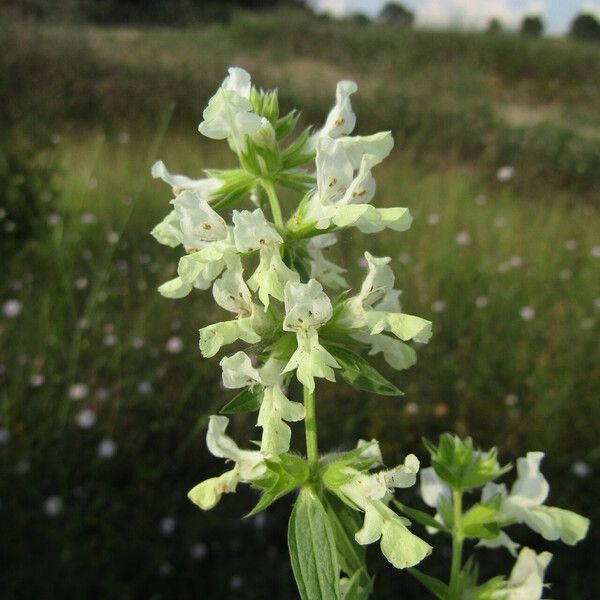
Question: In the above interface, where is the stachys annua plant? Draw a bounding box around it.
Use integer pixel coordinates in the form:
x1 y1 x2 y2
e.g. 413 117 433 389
150 68 589 599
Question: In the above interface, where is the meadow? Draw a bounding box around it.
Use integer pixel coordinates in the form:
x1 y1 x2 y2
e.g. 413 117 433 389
1 10 599 598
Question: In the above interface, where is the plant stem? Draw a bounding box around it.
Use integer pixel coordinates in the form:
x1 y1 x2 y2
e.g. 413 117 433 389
303 386 319 475
261 179 284 229
449 489 464 600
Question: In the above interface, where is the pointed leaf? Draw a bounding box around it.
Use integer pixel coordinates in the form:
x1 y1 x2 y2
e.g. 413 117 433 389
288 487 342 600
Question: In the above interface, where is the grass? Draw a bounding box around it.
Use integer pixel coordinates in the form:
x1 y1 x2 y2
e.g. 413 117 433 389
1 10 599 599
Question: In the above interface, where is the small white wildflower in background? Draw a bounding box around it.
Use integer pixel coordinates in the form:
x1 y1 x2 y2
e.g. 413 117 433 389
43 496 63 517
103 333 118 347
494 216 507 228
509 255 523 268
580 318 594 330
76 318 89 330
505 394 519 406
191 543 207 560
431 300 446 313
98 438 118 459
131 337 145 349
106 231 119 244
427 213 440 225
80 212 97 225
253 513 267 530
571 461 591 478
497 261 510 273
474 194 487 206
118 131 130 144
357 256 368 268
75 408 97 429
2 299 22 318
404 402 419 415
16 460 30 475
397 252 411 264
475 296 489 309
559 268 573 281
165 336 184 354
87 178 98 190
563 239 578 251
69 383 89 401
47 213 61 226
519 306 535 321
30 374 45 387
50 133 62 145
0 208 6 219
158 562 173 577
591 245 600 258
496 165 514 181
137 380 153 396
160 516 176 536
455 231 471 246
0 427 10 444
74 277 88 290
229 576 243 591
594 298 600 311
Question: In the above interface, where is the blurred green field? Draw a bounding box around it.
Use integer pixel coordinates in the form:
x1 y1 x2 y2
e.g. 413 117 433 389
1 10 599 599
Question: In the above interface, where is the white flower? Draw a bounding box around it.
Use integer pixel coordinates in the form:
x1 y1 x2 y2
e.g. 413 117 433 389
199 258 268 357
281 279 339 392
98 438 118 459
497 166 514 182
475 296 489 308
341 253 432 347
165 336 184 354
198 67 263 153
187 416 265 510
309 80 358 148
151 161 220 197
160 516 176 536
431 300 446 313
231 208 299 308
69 383 89 401
480 452 590 551
571 460 590 478
300 134 409 234
43 496 63 517
455 231 471 246
519 306 535 321
220 353 305 454
75 408 97 429
307 234 348 289
232 208 282 253
2 299 22 318
339 455 432 569
494 547 552 600
419 467 452 533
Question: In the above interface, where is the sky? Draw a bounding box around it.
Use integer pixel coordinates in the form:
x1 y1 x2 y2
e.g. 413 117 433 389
310 0 600 34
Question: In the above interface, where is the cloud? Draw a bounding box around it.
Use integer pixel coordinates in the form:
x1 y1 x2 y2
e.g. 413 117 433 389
314 0 350 17
415 0 547 30
582 2 600 19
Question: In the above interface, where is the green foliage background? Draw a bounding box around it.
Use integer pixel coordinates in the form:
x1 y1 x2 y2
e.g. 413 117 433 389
0 9 598 599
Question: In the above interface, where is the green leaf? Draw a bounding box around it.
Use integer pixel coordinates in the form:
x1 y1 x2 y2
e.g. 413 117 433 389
288 487 342 600
275 109 300 140
394 501 451 533
408 568 449 600
327 346 403 396
340 568 373 600
220 385 263 414
462 495 502 540
249 454 309 515
323 492 367 578
262 333 297 362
